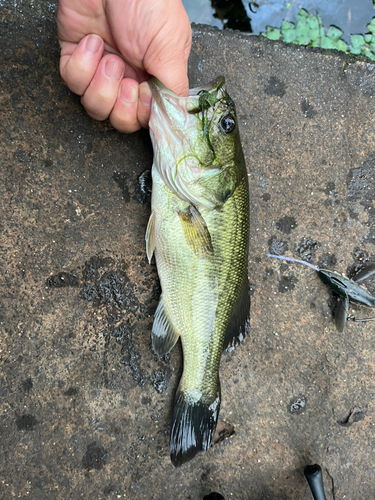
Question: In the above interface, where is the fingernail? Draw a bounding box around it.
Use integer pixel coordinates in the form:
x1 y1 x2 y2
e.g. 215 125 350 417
105 60 123 80
120 83 138 103
139 83 152 107
86 34 102 53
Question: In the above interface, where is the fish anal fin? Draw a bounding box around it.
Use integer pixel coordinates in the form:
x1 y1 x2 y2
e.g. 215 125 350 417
170 386 221 468
178 205 213 257
145 211 156 263
335 294 349 333
152 298 179 356
353 263 375 283
223 277 250 353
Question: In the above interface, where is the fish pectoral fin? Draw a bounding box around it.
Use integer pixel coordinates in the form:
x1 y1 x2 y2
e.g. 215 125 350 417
353 263 375 283
223 276 250 353
335 294 349 333
177 205 213 257
152 298 179 356
145 211 156 263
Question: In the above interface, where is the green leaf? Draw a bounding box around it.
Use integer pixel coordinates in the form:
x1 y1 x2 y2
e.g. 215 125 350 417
336 40 347 52
364 34 373 43
351 34 365 49
310 28 323 43
350 47 362 54
311 38 322 48
365 51 375 61
327 26 343 42
281 20 295 32
321 36 335 49
370 40 375 51
307 15 320 32
281 20 296 43
263 27 280 40
283 28 297 43
295 18 310 45
368 19 375 35
298 9 309 19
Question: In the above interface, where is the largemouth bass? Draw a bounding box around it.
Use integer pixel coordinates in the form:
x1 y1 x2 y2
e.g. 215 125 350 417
146 76 250 467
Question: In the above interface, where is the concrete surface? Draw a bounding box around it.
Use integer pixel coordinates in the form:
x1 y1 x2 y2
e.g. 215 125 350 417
1 2 375 499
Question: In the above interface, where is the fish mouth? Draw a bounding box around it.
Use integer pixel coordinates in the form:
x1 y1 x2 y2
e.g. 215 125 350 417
149 76 225 98
149 76 225 115
148 76 226 133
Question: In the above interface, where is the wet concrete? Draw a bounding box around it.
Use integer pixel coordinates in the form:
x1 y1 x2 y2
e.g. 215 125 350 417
1 2 375 499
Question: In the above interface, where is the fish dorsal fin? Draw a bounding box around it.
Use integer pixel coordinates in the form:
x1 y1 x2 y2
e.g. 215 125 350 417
353 263 375 283
145 211 156 263
223 276 250 353
152 297 180 356
335 294 349 333
177 205 213 257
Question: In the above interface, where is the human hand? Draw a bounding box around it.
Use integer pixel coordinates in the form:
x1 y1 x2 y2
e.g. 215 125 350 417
57 0 191 133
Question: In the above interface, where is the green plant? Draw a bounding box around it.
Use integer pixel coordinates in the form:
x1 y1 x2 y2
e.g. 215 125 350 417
262 9 375 61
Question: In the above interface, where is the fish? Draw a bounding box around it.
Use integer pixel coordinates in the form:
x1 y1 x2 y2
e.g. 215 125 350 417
267 253 375 331
146 76 250 467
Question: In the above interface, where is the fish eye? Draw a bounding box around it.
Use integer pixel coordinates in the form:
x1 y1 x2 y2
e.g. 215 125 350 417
219 114 236 134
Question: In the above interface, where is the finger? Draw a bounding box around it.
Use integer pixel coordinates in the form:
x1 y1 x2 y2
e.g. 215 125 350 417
146 40 190 97
81 54 125 121
145 16 191 97
60 34 104 95
151 54 190 97
137 82 152 129
109 79 141 133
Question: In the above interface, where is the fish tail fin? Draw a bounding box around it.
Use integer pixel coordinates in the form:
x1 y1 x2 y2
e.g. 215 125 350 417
170 383 221 467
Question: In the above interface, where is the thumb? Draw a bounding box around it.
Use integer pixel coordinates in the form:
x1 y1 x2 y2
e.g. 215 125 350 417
144 27 191 97
150 53 190 97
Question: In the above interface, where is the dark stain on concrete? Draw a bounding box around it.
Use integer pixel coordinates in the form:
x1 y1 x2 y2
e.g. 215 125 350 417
212 420 235 445
278 275 298 293
268 236 288 255
352 247 369 263
264 76 286 97
46 272 79 288
294 237 320 262
318 253 337 269
288 395 307 415
347 155 375 244
301 99 317 118
262 193 271 202
276 215 297 234
79 269 138 313
64 387 79 397
16 414 38 431
135 169 152 204
337 407 365 427
120 346 146 387
82 256 114 281
150 368 170 394
20 378 33 393
82 442 107 470
324 181 336 196
113 171 131 203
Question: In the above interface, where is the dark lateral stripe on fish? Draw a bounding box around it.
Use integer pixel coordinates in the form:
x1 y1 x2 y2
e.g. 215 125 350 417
170 389 221 467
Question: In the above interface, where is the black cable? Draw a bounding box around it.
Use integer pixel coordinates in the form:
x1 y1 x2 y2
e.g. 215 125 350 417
304 464 327 500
